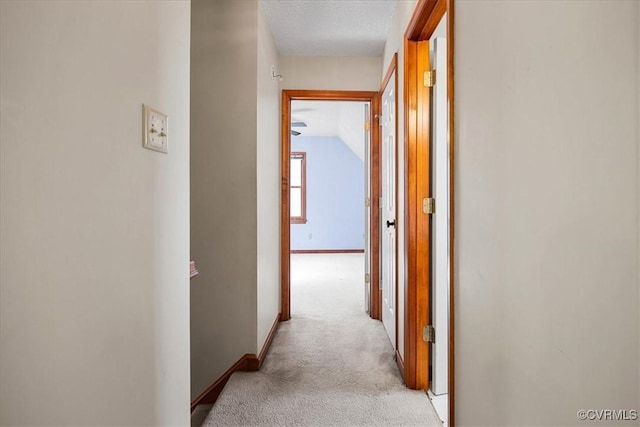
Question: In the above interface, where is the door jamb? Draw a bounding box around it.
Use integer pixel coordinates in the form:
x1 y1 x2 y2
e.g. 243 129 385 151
402 0 455 425
280 90 381 322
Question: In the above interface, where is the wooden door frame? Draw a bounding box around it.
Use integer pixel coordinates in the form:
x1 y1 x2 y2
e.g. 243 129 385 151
402 0 455 425
281 90 381 322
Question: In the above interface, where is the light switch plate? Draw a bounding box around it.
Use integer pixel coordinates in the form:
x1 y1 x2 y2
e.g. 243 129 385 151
143 105 168 153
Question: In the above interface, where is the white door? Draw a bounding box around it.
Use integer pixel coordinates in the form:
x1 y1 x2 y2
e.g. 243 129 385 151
381 71 397 346
431 37 449 395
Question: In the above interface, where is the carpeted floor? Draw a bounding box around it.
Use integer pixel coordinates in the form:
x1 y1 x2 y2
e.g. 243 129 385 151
201 253 441 427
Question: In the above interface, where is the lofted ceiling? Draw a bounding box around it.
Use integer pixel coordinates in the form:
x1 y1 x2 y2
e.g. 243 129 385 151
291 100 367 161
261 0 398 57
291 101 340 136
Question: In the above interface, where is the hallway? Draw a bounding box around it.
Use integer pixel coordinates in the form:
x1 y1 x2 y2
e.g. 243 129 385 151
200 254 441 426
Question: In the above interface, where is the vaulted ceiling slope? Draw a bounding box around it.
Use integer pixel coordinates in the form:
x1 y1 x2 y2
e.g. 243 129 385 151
261 0 398 56
292 101 367 161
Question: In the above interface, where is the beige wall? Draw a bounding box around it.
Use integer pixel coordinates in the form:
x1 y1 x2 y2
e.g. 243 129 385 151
455 1 640 425
280 56 381 91
190 0 258 399
0 1 191 426
381 0 418 360
191 0 281 399
256 5 282 353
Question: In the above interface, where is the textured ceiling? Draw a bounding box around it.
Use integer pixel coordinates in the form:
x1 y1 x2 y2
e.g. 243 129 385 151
261 0 398 57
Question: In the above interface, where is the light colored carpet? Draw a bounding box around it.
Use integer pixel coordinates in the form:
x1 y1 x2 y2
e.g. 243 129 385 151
202 253 441 427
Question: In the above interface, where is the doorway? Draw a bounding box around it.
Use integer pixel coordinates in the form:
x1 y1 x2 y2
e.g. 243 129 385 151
288 99 370 317
281 91 380 322
403 0 455 425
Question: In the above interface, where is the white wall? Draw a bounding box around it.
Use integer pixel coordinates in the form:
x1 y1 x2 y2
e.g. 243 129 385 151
257 5 282 353
455 2 640 425
0 1 191 426
338 102 366 161
280 56 381 91
190 0 258 399
381 0 419 360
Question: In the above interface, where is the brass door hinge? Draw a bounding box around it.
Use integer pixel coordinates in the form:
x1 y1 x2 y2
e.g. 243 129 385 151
365 197 370 207
423 325 435 343
423 197 435 214
365 273 370 283
365 121 370 131
424 70 436 88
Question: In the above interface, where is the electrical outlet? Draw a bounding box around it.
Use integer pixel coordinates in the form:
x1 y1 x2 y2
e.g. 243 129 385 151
143 105 168 153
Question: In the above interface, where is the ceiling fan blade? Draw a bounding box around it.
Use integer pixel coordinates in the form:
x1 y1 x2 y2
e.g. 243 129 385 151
291 130 301 136
291 121 307 128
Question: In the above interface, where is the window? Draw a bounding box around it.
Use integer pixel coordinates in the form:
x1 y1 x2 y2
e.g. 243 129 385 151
290 152 307 224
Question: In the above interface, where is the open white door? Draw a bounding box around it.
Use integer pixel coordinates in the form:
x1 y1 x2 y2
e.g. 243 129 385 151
381 71 397 346
431 36 449 395
364 103 371 314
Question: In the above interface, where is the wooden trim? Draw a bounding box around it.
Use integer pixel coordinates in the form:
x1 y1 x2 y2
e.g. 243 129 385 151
447 1 455 425
403 38 419 390
290 152 307 224
370 94 381 320
281 90 378 101
395 349 405 378
403 1 454 426
191 313 281 412
415 38 432 391
281 91 292 321
281 90 380 322
243 312 281 371
403 0 447 392
405 0 446 41
258 313 281 365
242 354 260 372
190 355 248 412
404 0 432 39
380 53 398 94
290 249 364 254
419 0 447 40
